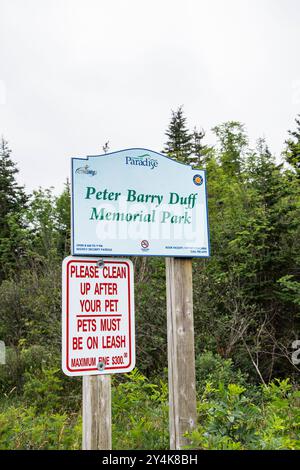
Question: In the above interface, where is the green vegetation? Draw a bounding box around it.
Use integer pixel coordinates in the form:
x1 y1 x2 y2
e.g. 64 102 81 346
0 109 299 449
0 359 299 450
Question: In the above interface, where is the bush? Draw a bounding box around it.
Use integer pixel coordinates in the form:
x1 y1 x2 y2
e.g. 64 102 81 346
189 378 300 450
1 366 299 450
112 369 169 449
0 345 53 394
195 351 248 394
23 368 63 413
0 369 169 450
0 405 81 450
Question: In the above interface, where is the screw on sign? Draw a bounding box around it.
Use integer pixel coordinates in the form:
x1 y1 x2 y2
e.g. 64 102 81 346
62 257 135 376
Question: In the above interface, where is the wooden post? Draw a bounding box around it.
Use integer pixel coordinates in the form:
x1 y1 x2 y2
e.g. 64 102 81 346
82 375 112 450
166 257 197 450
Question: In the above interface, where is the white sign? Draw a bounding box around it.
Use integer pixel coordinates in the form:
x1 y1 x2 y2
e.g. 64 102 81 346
71 148 210 258
62 257 135 376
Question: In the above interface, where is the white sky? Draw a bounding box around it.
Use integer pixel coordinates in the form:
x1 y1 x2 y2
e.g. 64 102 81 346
0 0 300 193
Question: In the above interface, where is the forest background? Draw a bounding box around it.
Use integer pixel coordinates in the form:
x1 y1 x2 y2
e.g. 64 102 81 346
0 108 299 450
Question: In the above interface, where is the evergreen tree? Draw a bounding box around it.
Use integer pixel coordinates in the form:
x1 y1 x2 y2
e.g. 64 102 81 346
0 138 28 280
163 106 192 164
55 180 71 257
0 138 26 232
189 127 213 168
246 138 283 203
284 115 300 178
213 121 248 176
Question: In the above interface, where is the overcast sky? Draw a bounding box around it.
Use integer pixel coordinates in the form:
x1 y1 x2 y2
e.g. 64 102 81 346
1 0 300 193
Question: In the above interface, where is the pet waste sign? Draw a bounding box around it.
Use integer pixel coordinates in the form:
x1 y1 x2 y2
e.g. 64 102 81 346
62 257 135 376
71 148 209 258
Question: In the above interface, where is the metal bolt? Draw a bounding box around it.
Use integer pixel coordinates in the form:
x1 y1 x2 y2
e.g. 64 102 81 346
97 361 105 371
97 258 105 268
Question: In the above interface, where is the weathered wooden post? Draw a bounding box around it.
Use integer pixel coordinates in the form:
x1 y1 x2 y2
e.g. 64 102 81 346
166 257 197 450
82 375 112 450
63 257 134 451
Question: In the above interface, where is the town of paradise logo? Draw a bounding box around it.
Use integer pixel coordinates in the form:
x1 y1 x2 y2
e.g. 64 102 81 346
125 154 158 170
193 174 203 186
75 165 97 176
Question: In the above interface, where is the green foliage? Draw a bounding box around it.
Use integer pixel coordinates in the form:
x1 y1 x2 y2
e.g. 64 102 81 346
0 266 61 348
0 345 48 394
23 368 63 413
1 368 298 451
277 275 300 307
284 115 300 178
0 369 168 450
192 129 300 380
0 138 28 280
24 185 71 263
195 351 248 394
112 369 169 449
55 181 71 256
163 106 213 166
212 121 248 176
189 378 300 450
163 106 193 163
0 406 81 450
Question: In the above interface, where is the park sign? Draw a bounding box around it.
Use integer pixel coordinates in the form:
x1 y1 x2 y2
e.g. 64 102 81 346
71 148 210 258
62 257 135 376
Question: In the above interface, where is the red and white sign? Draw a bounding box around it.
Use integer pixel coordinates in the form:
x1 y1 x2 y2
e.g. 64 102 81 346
62 257 135 376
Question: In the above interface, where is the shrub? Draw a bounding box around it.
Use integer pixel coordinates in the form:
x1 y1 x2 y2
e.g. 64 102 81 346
189 378 300 450
0 405 81 450
112 369 169 449
0 345 54 395
195 351 248 394
23 367 63 413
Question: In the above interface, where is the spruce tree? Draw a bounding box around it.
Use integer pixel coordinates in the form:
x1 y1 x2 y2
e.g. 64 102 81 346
55 180 71 257
284 115 300 178
163 106 192 164
246 138 283 203
0 138 27 279
213 121 248 176
189 127 213 168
